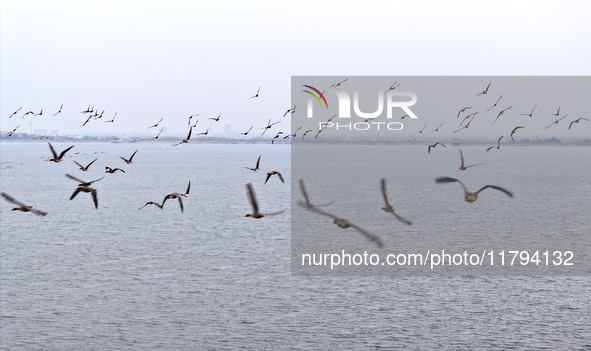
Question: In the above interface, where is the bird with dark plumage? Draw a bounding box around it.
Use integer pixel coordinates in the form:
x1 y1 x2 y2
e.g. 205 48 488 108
1 192 47 216
48 142 75 163
245 183 285 218
435 177 513 203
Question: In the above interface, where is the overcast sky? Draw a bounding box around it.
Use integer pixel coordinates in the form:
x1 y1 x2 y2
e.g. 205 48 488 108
1 1 590 138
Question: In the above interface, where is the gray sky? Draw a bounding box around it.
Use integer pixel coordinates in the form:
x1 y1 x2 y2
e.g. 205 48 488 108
1 0 590 138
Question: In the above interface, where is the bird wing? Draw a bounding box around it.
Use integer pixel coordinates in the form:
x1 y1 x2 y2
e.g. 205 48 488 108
177 196 184 213
129 150 138 161
475 185 513 198
459 149 465 167
346 221 385 248
391 211 412 226
90 188 98 209
70 187 83 200
264 173 272 184
48 142 58 158
58 145 75 159
246 183 259 212
380 178 391 207
87 158 97 167
185 181 191 195
255 155 261 169
186 127 193 140
435 177 469 194
299 179 311 205
65 173 86 184
1 192 27 207
73 161 85 169
276 172 284 183
91 176 105 184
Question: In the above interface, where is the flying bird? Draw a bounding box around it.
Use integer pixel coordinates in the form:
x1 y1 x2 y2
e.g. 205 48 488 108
435 177 513 203
105 166 125 173
298 196 383 248
138 201 163 210
248 86 260 99
492 106 512 124
246 155 261 171
550 106 560 117
151 129 163 140
428 122 443 133
475 82 491 97
120 150 138 164
162 193 184 213
244 183 285 218
48 142 74 163
260 118 281 136
413 124 427 134
103 113 117 123
544 114 568 129
486 95 503 112
173 127 193 146
33 108 43 116
428 142 446 154
456 106 472 119
149 118 163 128
240 126 253 135
7 125 20 136
70 186 98 209
519 104 537 117
380 178 412 225
283 105 296 117
272 132 283 144
486 136 504 151
302 129 313 141
385 81 401 93
265 171 284 184
53 104 63 116
568 117 589 130
197 126 211 136
208 114 222 122
8 107 22 118
1 192 47 216
458 149 483 171
510 126 525 142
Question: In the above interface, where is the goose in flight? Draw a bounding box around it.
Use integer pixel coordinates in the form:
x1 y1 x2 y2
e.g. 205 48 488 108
435 177 513 202
380 178 411 225
162 193 184 213
120 150 138 164
458 149 483 171
1 192 47 216
70 186 98 209
265 171 284 184
246 155 261 172
73 158 97 171
48 142 75 163
245 183 285 218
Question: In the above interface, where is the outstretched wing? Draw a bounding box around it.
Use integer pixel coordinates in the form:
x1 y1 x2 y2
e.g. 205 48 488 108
435 177 469 194
58 145 75 159
475 185 513 198
299 179 311 206
246 183 259 212
380 178 391 207
1 192 27 207
65 173 86 184
48 142 58 158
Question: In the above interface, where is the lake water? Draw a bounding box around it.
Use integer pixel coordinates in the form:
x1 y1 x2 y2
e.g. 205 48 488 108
1 141 590 350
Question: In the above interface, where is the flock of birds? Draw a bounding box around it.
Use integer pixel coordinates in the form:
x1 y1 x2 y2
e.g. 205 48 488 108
2 79 588 248
289 79 586 248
